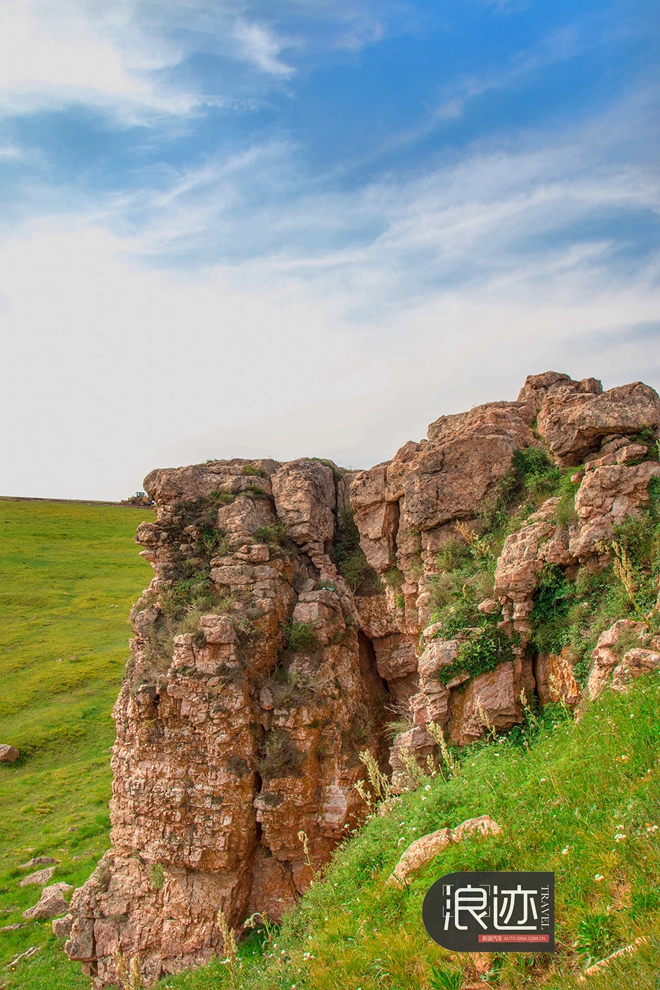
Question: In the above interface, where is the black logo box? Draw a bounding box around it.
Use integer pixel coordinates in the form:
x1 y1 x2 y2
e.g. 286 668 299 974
423 871 555 953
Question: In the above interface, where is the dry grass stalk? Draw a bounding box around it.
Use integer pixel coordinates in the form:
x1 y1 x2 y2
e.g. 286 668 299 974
217 910 238 988
114 951 144 990
476 696 497 741
355 749 397 813
427 721 460 776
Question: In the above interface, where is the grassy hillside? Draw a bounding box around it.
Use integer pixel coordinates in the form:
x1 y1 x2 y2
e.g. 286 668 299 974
0 499 152 989
154 677 660 990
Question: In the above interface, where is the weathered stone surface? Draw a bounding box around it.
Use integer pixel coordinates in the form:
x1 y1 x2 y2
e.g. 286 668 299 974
517 371 594 412
448 664 520 746
387 815 502 887
537 382 660 465
0 744 19 762
588 620 649 700
610 648 660 693
23 883 72 920
535 651 581 708
570 461 660 559
19 856 59 870
18 867 57 887
52 914 74 938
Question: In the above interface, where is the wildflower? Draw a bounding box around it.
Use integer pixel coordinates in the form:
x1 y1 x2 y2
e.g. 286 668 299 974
540 778 547 783
620 754 630 761
424 784 431 791
594 874 604 882
561 846 569 855
614 834 626 842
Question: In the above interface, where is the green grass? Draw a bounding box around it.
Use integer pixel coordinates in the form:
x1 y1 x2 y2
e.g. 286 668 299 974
0 499 151 987
151 676 660 990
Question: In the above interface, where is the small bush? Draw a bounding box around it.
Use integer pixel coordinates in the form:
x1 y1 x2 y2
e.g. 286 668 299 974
286 620 319 652
150 863 165 890
553 472 580 527
429 965 464 990
243 464 267 477
573 911 618 967
259 728 305 779
531 564 575 654
436 538 472 572
480 445 560 531
254 521 291 548
437 625 515 685
331 507 381 594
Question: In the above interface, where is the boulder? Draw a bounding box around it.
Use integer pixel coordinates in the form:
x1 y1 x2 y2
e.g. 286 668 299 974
23 883 72 920
611 648 660 693
0 744 19 762
537 382 660 465
18 866 57 887
387 815 502 887
19 856 60 870
588 620 649 700
570 461 660 559
517 372 594 412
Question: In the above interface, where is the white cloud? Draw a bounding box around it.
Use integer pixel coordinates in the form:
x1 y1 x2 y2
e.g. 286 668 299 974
234 21 295 77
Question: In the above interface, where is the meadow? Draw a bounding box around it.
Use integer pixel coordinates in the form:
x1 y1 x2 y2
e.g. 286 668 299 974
0 499 152 989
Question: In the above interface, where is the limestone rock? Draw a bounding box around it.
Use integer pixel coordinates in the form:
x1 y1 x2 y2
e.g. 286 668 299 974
588 620 649 700
387 815 502 887
18 866 57 887
537 382 660 465
0 744 19 762
23 883 72 920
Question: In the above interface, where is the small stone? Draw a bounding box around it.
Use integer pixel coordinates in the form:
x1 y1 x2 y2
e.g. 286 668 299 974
0 744 19 763
23 883 72 921
19 856 60 870
18 867 57 887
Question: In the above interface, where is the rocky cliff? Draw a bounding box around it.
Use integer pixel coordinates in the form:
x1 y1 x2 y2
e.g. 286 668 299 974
65 372 660 986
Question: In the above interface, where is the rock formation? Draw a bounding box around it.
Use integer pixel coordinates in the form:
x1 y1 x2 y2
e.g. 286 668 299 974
65 373 660 986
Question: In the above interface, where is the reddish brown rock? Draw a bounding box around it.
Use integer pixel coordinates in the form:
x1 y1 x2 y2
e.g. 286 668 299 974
24 883 72 920
387 815 502 887
535 651 581 708
588 620 649 700
64 373 660 987
0 744 19 762
570 461 660 559
611 648 660 692
537 382 660 466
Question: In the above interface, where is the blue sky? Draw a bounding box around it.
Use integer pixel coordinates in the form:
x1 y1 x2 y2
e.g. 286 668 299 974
0 0 658 498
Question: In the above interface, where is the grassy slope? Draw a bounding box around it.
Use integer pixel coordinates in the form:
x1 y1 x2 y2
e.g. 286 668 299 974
157 680 660 990
0 499 151 988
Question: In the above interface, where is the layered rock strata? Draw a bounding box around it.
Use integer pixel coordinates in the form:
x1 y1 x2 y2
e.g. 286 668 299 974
66 373 660 985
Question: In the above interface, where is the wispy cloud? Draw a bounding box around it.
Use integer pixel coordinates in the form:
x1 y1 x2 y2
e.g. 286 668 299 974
234 21 295 77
